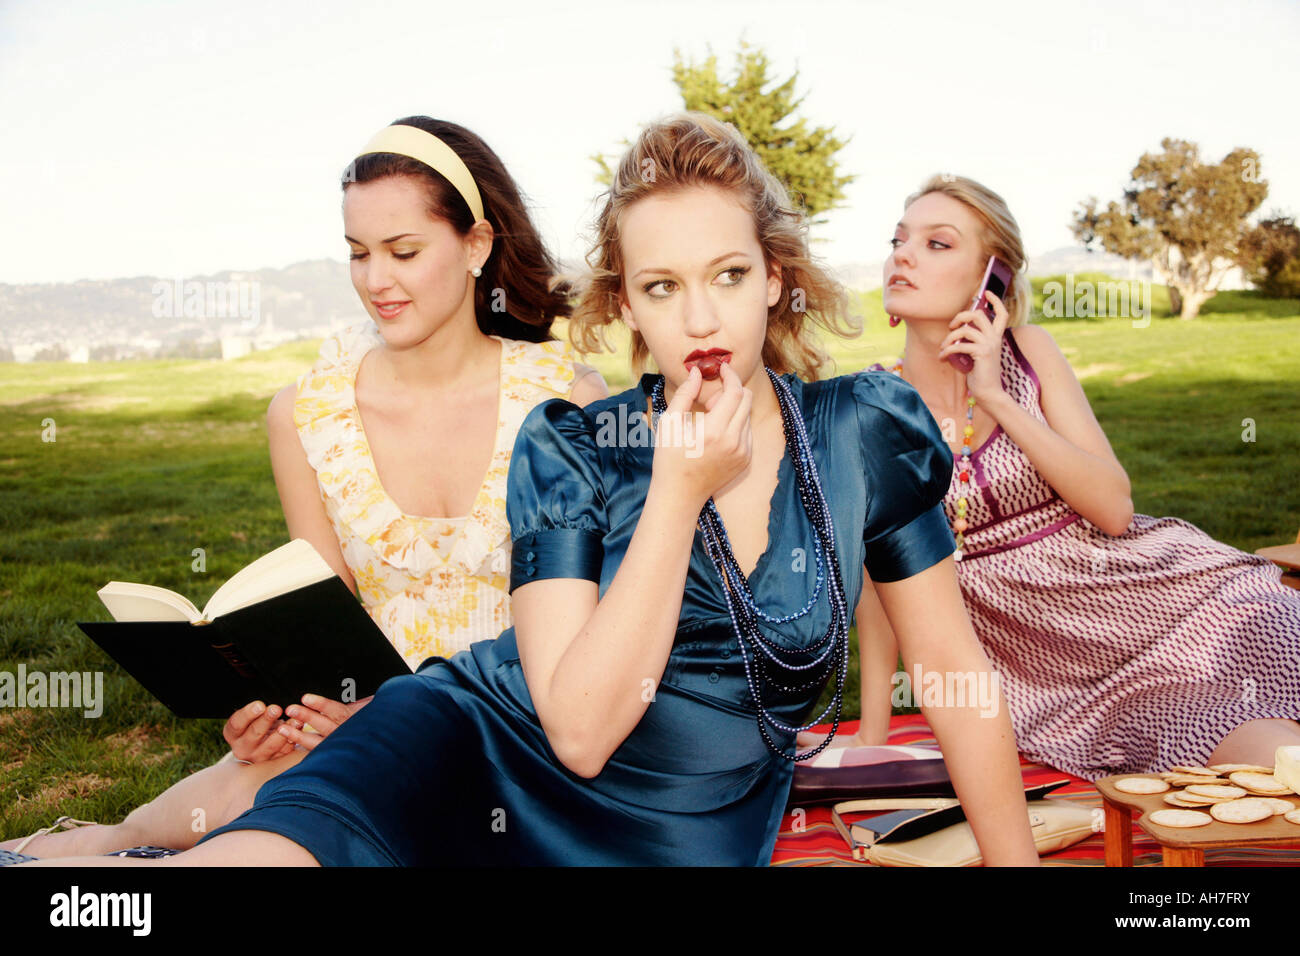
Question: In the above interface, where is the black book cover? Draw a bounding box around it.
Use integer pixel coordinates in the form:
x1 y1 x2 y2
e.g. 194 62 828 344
862 780 1071 845
77 576 411 718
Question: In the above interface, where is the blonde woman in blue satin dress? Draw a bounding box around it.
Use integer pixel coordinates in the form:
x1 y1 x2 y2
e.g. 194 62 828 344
27 114 1040 867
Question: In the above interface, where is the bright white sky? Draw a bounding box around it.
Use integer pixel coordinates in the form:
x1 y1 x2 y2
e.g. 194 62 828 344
1 0 1296 284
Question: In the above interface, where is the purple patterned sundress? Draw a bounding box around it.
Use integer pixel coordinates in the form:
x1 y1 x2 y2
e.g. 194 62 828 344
875 332 1300 781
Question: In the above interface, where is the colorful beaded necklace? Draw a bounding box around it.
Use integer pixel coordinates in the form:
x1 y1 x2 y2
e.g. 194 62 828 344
889 358 974 560
651 369 850 761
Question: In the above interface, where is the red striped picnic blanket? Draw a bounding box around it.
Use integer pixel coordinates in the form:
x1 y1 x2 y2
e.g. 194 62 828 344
771 715 1300 866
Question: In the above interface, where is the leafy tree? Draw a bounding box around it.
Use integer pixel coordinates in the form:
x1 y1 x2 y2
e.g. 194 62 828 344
1071 138 1268 319
1237 214 1300 298
592 43 853 223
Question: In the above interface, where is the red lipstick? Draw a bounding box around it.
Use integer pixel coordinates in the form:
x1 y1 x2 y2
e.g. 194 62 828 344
684 349 732 381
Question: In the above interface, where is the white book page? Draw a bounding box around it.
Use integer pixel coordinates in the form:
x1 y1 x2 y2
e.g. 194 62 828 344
203 538 335 619
97 583 201 623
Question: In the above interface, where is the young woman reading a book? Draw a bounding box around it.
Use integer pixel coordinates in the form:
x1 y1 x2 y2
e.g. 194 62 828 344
26 113 1039 866
799 175 1300 781
4 117 608 860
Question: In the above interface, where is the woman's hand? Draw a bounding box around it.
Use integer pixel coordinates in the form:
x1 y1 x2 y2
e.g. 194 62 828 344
223 700 303 763
651 362 753 510
937 290 1010 405
276 694 374 752
795 727 880 751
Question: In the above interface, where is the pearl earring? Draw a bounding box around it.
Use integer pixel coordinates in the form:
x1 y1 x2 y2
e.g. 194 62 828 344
471 266 482 278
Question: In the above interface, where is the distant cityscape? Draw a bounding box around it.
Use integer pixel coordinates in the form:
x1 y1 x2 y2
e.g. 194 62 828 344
0 259 354 363
0 249 1239 363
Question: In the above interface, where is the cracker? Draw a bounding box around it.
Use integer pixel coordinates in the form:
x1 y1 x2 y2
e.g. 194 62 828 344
1148 809 1213 828
1176 792 1232 806
1163 792 1209 808
1208 763 1274 774
1258 798 1297 815
1168 766 1220 776
1185 784 1247 800
1210 798 1274 824
1116 776 1170 794
1285 810 1300 826
1164 774 1229 787
1229 771 1293 795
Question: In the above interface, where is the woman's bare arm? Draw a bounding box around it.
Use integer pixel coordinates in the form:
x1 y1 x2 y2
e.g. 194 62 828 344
514 364 751 778
510 480 698 778
855 573 900 746
266 384 356 593
569 363 610 406
875 555 1040 866
942 298 1133 535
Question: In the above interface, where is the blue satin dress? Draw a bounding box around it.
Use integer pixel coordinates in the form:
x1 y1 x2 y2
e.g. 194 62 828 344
198 371 956 865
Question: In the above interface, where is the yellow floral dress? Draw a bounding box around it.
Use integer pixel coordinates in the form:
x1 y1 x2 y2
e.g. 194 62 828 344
293 321 579 669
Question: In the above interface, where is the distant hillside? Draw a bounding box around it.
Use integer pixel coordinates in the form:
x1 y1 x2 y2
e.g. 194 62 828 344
0 248 1253 361
0 259 358 361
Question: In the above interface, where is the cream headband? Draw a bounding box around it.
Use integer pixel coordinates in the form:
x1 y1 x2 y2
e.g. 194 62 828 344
355 124 486 222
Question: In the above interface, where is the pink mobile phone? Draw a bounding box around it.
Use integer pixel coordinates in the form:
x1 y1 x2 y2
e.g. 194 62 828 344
948 255 1014 372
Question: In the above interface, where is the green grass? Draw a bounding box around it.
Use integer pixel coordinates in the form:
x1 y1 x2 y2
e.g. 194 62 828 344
2 284 1298 841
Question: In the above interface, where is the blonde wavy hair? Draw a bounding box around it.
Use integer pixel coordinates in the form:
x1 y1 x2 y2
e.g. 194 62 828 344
571 112 857 380
905 174 1032 328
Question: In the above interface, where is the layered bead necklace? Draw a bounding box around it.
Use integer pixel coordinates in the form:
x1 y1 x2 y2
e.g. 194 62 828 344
890 358 975 560
651 369 849 762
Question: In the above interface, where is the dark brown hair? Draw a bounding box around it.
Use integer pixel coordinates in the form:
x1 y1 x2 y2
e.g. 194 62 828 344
343 116 569 342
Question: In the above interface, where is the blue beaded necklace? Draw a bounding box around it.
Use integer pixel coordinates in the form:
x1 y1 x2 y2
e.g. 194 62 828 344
651 369 849 761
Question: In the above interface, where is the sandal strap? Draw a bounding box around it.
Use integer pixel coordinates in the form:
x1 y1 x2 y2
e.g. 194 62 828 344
12 815 101 854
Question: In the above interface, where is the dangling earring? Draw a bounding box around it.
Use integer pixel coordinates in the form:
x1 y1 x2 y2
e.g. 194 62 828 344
471 266 482 278
888 315 901 327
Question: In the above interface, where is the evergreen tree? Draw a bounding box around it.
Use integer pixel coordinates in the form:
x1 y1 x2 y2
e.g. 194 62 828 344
593 43 853 223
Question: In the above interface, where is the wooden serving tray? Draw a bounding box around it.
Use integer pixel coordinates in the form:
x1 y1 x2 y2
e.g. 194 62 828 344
1096 773 1300 852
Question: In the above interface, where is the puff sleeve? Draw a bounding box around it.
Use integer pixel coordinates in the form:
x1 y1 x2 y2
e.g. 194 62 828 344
506 399 609 593
853 371 957 583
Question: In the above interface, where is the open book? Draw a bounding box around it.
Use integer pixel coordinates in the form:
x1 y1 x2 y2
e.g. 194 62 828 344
96 539 339 623
78 540 411 718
